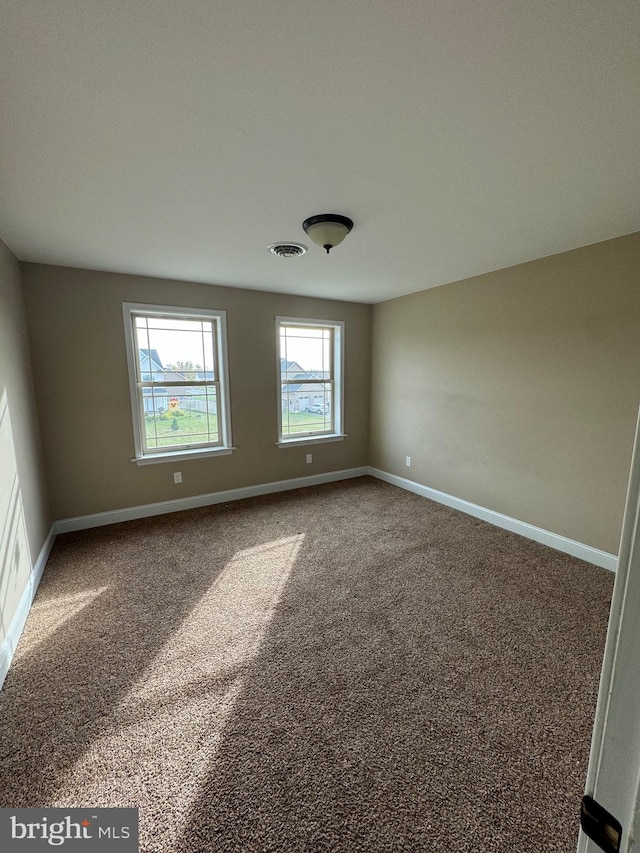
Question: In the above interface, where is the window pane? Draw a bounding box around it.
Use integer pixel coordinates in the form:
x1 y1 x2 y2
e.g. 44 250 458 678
279 323 336 438
280 378 333 437
277 318 342 444
126 304 231 459
134 316 217 381
142 386 219 449
280 326 332 378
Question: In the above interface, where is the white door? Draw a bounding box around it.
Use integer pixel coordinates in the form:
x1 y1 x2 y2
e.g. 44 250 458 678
578 411 640 853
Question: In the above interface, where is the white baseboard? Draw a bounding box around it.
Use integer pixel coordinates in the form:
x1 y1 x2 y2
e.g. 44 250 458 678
0 523 56 690
1 468 615 691
368 468 618 573
55 464 618 570
55 466 370 534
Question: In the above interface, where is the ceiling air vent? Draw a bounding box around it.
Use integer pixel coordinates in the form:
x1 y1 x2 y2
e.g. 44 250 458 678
268 242 307 258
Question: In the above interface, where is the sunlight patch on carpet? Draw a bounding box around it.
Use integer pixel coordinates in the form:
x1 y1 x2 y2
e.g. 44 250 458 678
12 587 111 664
52 534 305 849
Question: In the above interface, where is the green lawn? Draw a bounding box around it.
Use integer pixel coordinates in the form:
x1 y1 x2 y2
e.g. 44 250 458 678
144 410 218 448
281 411 330 435
144 409 330 447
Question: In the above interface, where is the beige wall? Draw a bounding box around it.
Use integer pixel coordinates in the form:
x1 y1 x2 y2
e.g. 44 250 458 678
14 232 640 554
370 232 640 555
21 264 372 520
0 240 51 651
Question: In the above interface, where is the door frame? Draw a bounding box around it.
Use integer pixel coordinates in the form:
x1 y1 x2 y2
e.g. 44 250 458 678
578 410 640 852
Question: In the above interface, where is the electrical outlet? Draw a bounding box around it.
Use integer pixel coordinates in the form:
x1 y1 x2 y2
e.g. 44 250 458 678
173 472 182 484
306 453 313 464
405 456 412 467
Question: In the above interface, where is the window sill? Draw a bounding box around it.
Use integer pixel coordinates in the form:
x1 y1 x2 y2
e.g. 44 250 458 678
132 446 236 465
276 434 347 449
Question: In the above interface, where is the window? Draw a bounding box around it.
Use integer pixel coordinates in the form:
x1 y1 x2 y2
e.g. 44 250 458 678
277 317 344 446
123 303 233 464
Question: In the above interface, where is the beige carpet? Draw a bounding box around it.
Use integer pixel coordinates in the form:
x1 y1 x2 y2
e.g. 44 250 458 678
0 477 613 851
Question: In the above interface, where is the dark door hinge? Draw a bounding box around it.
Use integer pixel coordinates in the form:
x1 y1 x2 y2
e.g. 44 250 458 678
581 795 622 853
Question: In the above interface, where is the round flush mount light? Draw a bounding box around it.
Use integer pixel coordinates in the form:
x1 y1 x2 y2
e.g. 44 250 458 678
302 214 353 254
267 242 307 258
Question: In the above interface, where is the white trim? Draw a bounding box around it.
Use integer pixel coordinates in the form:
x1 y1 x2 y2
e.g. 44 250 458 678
2 470 612 690
122 302 234 460
577 409 640 853
132 446 236 465
368 468 617 572
0 524 56 690
55 467 370 534
277 434 347 448
53 466 616 569
276 316 345 442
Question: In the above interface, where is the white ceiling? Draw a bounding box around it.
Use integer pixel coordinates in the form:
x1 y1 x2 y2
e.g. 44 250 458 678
1 1 639 304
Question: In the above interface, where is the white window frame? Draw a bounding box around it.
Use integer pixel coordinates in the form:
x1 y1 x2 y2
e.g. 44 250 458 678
276 316 346 448
123 302 234 465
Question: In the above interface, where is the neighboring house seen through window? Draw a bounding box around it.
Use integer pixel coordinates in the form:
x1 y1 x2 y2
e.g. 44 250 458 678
123 303 233 463
277 317 344 446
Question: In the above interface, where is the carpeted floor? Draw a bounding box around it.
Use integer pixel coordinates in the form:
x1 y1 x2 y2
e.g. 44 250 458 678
0 477 614 851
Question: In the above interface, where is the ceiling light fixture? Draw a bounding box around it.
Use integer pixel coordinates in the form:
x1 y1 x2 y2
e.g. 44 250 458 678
302 214 353 254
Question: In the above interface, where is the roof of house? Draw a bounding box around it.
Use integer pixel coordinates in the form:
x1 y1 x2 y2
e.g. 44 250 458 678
139 349 164 371
280 358 303 375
